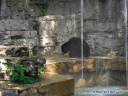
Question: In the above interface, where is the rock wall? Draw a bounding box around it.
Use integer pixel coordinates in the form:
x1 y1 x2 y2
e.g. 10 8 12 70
0 0 38 48
38 0 126 56
0 0 126 56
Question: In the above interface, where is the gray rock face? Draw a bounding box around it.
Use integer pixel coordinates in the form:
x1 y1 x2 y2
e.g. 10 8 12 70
37 0 125 56
0 0 126 56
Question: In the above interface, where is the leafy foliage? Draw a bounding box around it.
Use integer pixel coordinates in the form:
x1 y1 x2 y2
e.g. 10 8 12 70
5 62 46 84
9 64 35 84
38 66 45 75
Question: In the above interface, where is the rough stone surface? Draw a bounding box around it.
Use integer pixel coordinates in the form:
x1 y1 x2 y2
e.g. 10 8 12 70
0 0 126 56
0 20 29 31
0 73 74 96
19 91 30 96
12 39 37 47
35 0 125 56
86 33 124 56
0 88 17 96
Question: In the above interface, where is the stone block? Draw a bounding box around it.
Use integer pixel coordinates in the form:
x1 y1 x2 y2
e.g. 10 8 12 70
86 33 124 56
19 91 30 96
85 59 95 71
38 16 64 21
27 88 38 96
0 88 17 96
0 20 29 31
40 73 74 96
0 32 7 40
45 62 69 73
39 38 56 47
46 0 80 15
83 21 116 32
8 31 37 38
12 39 37 48
38 15 78 37
0 39 13 45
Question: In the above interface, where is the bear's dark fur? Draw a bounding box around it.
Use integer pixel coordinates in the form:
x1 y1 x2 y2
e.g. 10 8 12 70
61 37 90 58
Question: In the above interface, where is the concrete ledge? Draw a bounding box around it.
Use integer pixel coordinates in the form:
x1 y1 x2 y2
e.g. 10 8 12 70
45 56 126 73
44 55 126 87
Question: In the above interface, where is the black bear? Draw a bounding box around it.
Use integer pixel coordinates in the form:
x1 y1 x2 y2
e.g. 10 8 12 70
61 37 90 58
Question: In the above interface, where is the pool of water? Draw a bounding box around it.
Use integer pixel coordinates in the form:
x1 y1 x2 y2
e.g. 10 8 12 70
75 86 128 96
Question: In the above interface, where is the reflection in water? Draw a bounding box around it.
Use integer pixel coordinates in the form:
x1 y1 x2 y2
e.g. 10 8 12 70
95 59 112 86
124 0 128 87
77 0 128 95
80 0 84 87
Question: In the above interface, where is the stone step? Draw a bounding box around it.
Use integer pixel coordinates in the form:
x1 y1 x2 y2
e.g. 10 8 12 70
0 38 37 47
0 73 74 96
0 30 38 46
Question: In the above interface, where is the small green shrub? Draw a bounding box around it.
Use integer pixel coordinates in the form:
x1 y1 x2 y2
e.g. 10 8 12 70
9 64 35 84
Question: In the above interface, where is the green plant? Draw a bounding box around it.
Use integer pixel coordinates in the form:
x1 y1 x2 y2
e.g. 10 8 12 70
9 63 35 84
38 66 45 75
40 3 48 16
6 64 13 72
